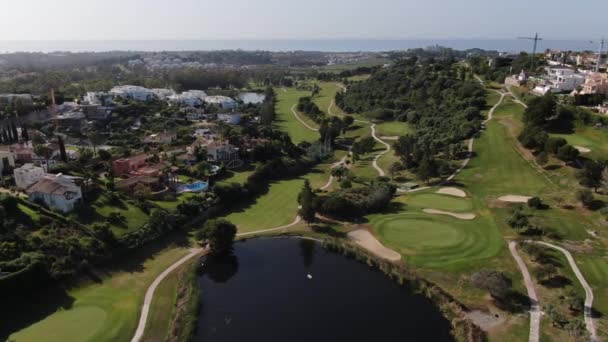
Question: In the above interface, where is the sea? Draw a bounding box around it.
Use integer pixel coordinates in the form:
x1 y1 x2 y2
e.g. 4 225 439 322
0 39 599 53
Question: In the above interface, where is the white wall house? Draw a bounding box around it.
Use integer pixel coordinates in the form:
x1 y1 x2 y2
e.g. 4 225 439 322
217 113 242 125
26 174 82 213
151 88 176 100
533 66 586 95
109 85 155 101
0 150 15 175
168 90 207 107
14 163 45 189
204 96 238 109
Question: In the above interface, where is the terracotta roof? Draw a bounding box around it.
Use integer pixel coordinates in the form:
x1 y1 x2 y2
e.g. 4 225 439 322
26 174 80 195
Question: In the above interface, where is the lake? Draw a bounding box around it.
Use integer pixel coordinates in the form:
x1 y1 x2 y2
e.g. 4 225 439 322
194 238 453 342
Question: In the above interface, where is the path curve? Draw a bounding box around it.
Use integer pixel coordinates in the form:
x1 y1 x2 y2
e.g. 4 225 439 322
131 248 204 342
530 241 597 341
131 215 303 342
508 241 541 342
290 104 319 132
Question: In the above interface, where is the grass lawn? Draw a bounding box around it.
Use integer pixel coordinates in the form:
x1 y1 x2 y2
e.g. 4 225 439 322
374 121 412 137
552 125 608 160
89 195 150 236
152 192 197 210
9 239 191 342
222 179 304 233
273 87 319 144
312 82 345 116
405 192 473 212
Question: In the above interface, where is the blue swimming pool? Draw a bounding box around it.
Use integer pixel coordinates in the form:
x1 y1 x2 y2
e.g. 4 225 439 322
177 181 209 194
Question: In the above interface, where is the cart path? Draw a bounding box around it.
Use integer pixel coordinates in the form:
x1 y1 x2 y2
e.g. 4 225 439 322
531 241 597 341
131 216 303 342
508 241 541 342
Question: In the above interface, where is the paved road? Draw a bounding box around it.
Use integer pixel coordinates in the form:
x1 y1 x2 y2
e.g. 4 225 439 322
531 241 597 341
508 241 541 342
131 216 303 342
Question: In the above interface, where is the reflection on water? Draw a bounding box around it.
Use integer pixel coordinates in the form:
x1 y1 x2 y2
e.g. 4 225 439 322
194 238 453 342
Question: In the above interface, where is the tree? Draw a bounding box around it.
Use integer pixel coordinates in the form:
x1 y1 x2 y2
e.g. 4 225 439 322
416 157 438 183
601 167 608 194
471 269 512 299
21 123 29 142
57 135 68 162
535 151 548 166
33 144 54 172
298 180 316 224
576 160 604 191
527 197 543 209
200 219 237 255
576 188 594 208
556 144 579 163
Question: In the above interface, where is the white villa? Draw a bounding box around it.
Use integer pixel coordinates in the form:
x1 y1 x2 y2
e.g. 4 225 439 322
533 66 586 95
217 112 242 125
26 174 82 213
14 164 45 189
204 96 238 109
168 90 208 107
83 92 113 106
151 88 176 100
109 85 156 101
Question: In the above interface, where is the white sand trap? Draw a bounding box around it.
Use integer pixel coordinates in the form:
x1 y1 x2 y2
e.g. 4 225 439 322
347 229 401 262
423 209 476 220
436 187 466 197
574 146 591 153
498 195 532 203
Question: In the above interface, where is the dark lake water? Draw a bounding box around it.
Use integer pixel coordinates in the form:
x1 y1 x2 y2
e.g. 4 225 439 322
194 238 453 342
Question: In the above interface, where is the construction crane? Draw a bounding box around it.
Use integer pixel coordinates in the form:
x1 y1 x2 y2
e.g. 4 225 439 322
517 33 543 71
590 37 605 72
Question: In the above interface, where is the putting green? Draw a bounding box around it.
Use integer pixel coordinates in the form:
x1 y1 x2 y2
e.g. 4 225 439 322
369 212 502 270
11 306 106 341
404 193 473 212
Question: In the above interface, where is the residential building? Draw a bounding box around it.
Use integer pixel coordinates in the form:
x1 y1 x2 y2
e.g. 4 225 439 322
581 72 608 96
532 66 585 95
10 143 33 162
112 154 149 176
83 92 113 106
505 70 528 87
206 142 239 162
56 111 88 130
204 96 238 109
217 112 242 125
168 90 207 107
151 88 176 100
14 163 45 189
143 132 176 145
81 104 112 120
0 150 15 175
115 175 160 191
0 93 33 106
109 85 155 101
26 174 82 213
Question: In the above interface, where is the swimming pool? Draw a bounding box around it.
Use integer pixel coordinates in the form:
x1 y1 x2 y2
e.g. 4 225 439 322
177 181 209 194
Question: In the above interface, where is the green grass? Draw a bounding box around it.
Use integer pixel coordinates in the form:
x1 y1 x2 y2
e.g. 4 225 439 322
9 241 191 342
273 87 319 144
152 192 197 210
222 179 304 232
374 121 412 137
90 195 150 236
18 203 40 222
405 193 473 212
552 125 608 160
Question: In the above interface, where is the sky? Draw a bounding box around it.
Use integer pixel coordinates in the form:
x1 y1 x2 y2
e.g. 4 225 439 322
0 0 606 41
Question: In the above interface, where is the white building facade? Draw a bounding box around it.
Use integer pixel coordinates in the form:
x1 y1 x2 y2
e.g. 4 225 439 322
14 163 45 189
26 174 82 213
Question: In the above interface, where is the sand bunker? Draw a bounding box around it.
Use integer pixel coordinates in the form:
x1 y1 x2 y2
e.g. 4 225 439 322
498 195 532 203
574 146 591 153
436 187 467 197
347 229 401 262
423 209 476 220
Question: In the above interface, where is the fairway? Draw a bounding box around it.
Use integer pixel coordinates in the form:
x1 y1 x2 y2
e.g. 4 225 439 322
222 179 303 232
552 126 608 159
9 244 190 342
374 121 412 137
273 87 319 144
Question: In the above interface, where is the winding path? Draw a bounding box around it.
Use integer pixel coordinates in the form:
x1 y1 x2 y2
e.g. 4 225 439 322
508 241 541 342
530 241 597 341
131 216 303 342
290 104 319 132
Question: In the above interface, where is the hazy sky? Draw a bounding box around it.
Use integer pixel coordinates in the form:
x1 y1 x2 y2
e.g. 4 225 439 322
1 0 605 40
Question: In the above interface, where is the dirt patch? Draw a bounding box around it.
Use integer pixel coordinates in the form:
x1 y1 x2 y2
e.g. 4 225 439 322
347 229 401 262
423 209 476 220
574 146 592 153
498 195 532 203
436 187 467 197
465 310 506 331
